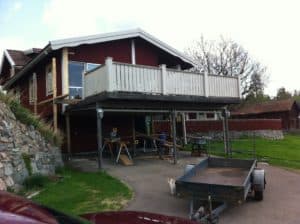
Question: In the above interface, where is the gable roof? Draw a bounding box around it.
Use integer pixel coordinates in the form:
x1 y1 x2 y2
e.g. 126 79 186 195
0 48 42 77
3 28 196 89
232 99 298 115
50 28 196 66
6 49 32 66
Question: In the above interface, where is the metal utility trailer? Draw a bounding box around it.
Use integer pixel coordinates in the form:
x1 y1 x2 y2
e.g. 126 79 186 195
176 157 266 223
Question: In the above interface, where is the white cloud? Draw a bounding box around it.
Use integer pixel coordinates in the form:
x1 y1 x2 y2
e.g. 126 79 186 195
12 1 23 13
27 0 300 96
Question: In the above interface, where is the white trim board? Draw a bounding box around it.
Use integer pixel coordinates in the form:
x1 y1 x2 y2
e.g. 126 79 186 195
0 50 16 75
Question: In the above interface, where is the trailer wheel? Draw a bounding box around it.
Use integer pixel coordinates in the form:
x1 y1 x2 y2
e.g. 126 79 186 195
254 190 263 201
252 168 265 201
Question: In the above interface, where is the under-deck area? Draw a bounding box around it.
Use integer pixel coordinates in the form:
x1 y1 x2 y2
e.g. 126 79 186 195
64 94 238 168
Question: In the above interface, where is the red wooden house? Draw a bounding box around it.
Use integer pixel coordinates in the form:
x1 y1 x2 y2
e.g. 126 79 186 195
0 29 241 166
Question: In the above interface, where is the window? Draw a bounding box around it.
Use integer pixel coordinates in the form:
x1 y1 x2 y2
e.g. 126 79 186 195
206 113 216 120
86 63 100 72
29 73 37 104
68 61 100 99
46 64 53 95
187 112 217 120
187 113 197 120
198 113 206 120
69 62 84 99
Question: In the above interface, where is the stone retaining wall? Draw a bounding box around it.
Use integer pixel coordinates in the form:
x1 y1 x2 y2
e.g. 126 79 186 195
0 102 63 191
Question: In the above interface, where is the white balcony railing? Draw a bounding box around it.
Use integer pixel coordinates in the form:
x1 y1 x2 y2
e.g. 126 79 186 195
84 57 240 99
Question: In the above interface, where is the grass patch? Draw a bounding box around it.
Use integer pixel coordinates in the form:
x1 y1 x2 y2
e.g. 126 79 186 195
32 167 133 216
0 92 63 146
206 134 300 169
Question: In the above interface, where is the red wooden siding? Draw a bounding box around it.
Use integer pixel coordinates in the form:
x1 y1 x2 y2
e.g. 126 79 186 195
232 106 299 130
68 113 134 154
153 119 282 134
135 38 159 66
69 39 132 64
12 51 62 119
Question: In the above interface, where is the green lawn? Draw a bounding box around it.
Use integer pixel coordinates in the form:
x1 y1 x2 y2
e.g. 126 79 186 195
31 168 132 216
203 134 300 169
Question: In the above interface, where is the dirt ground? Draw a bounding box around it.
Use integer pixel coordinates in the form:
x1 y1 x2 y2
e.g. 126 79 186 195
70 154 300 224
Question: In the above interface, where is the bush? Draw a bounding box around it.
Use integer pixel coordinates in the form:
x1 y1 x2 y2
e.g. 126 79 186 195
22 153 33 176
0 92 63 146
23 175 49 190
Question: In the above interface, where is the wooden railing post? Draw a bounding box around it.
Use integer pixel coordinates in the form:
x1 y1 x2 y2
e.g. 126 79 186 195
105 57 114 92
204 72 209 97
160 64 167 95
237 75 241 98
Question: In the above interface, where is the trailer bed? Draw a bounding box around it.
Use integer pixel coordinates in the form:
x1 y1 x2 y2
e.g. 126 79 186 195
176 157 257 203
188 167 249 186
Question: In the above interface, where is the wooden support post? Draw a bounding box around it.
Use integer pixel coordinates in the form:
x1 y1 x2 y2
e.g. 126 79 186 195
52 57 58 133
96 103 104 169
222 108 230 157
65 113 71 159
181 112 187 145
171 110 177 164
33 73 37 115
160 64 167 95
132 115 136 156
34 100 37 115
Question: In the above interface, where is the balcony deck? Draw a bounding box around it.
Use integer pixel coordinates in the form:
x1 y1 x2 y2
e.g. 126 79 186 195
83 58 240 102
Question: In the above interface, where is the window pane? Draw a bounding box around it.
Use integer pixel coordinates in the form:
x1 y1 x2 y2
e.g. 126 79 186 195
198 113 205 119
86 63 100 72
188 113 197 120
69 87 82 99
206 113 215 119
68 62 84 87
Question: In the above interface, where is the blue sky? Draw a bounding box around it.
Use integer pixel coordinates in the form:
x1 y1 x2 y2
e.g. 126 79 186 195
1 0 300 96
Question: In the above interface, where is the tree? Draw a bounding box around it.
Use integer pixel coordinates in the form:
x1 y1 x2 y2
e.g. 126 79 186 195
185 36 268 98
276 87 292 100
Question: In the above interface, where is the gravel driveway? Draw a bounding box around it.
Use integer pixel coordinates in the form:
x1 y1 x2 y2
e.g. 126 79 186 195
70 155 300 224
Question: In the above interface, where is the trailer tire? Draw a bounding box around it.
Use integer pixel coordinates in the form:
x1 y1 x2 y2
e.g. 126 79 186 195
252 168 265 201
254 190 263 201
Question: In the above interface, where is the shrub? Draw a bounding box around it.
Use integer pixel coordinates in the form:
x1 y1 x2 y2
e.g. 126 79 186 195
0 92 63 146
23 174 49 190
22 153 33 176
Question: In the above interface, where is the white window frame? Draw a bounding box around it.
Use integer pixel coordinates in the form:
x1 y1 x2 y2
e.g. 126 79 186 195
187 113 197 120
86 63 100 72
205 112 217 120
29 73 37 104
186 112 218 121
45 64 53 96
